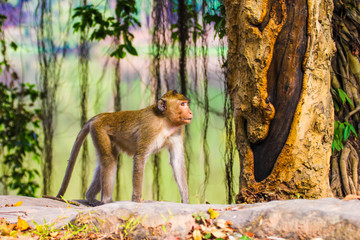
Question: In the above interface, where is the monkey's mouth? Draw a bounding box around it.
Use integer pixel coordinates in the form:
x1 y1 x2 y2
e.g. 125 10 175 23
184 118 192 123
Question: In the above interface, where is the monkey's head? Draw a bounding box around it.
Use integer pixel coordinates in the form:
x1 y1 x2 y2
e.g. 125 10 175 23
157 90 193 125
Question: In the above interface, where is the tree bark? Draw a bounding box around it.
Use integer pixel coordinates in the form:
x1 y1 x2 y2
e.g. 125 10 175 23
224 0 335 202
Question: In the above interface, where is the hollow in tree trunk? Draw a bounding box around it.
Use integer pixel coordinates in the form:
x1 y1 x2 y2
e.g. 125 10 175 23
224 0 335 203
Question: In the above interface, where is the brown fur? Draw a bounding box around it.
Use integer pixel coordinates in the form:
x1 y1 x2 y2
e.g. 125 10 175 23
57 90 192 205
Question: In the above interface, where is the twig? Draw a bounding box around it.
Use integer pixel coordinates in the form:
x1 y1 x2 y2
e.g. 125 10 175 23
42 195 80 206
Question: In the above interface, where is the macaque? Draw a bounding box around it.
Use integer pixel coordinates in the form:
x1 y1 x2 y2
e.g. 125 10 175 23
57 90 192 205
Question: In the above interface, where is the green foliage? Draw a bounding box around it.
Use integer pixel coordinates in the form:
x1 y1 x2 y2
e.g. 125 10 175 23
32 220 57 239
0 82 42 196
72 0 140 59
204 0 226 39
331 88 355 112
337 88 354 107
332 120 357 151
331 88 358 151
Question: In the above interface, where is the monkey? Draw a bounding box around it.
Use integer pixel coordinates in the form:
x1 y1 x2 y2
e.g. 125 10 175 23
56 90 193 206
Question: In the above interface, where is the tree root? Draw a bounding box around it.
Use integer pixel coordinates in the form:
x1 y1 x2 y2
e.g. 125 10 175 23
339 143 351 195
338 142 359 196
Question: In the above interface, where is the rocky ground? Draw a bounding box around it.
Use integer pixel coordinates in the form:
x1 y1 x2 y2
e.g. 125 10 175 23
0 196 360 239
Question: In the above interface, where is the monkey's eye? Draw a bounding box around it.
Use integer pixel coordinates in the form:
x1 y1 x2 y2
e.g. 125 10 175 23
180 102 189 107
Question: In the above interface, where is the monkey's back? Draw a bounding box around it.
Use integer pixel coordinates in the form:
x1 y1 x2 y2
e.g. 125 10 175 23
89 106 166 156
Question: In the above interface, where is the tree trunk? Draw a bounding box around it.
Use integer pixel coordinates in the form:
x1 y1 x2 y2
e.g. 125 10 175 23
224 0 335 203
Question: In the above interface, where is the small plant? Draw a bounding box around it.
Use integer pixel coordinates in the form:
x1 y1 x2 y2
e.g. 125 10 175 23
120 215 143 238
31 220 58 240
204 0 226 39
159 208 173 233
192 212 207 222
0 82 42 196
331 88 358 152
332 120 357 151
72 0 140 59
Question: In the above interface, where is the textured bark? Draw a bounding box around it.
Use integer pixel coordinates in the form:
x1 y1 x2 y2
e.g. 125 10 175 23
224 0 335 202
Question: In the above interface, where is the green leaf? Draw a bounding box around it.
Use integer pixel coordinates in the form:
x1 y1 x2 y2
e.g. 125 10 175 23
204 233 212 239
344 125 351 141
10 42 17 51
124 42 138 56
73 22 81 32
338 88 354 107
345 122 357 137
111 47 126 59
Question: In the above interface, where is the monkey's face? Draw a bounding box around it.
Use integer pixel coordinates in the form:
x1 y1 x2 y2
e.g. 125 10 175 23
178 100 193 124
164 99 193 126
158 90 193 126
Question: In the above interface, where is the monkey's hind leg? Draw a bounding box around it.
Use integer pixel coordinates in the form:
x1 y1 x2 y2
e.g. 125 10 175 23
85 165 103 206
90 127 117 205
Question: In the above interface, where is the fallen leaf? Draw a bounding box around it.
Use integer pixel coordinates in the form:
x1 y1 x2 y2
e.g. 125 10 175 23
17 218 29 231
344 195 360 201
245 231 255 237
208 207 219 219
50 231 60 237
0 222 16 235
223 227 234 232
200 225 218 234
13 201 23 207
211 229 227 238
215 219 227 228
193 229 202 240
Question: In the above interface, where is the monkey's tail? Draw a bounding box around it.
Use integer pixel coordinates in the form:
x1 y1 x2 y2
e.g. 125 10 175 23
56 122 90 198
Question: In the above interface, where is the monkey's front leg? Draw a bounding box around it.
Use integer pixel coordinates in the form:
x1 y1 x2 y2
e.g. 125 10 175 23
132 153 147 202
168 135 189 204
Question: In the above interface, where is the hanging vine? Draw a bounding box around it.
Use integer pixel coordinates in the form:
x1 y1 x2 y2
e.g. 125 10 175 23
200 0 210 202
35 0 71 195
192 0 198 92
77 0 90 198
204 0 235 203
177 0 187 95
151 0 167 200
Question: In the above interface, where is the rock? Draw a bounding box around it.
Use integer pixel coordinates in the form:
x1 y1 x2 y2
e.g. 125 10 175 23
0 196 359 239
0 195 82 228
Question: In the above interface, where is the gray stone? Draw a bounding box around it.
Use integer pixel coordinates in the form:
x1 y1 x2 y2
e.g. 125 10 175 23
0 196 360 239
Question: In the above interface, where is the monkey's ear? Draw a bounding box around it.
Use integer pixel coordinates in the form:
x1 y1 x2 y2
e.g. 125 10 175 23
157 99 167 112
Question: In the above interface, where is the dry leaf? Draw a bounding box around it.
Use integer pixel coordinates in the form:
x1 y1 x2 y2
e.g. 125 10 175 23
211 229 227 238
50 231 60 237
192 229 202 240
0 222 16 235
13 201 23 207
17 218 29 231
200 225 218 234
245 231 255 237
223 227 234 232
208 207 219 219
215 219 227 228
344 194 360 201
